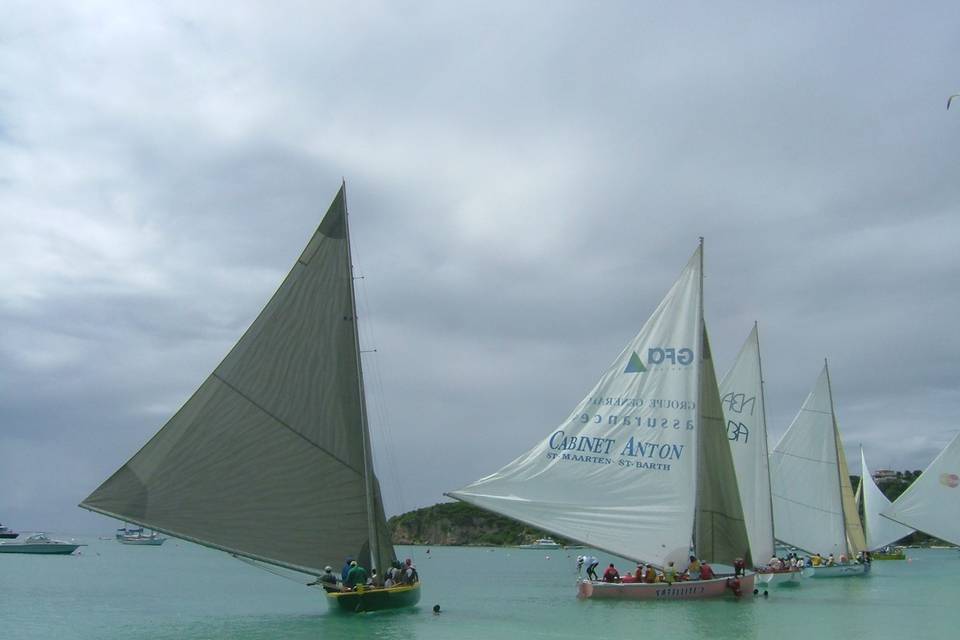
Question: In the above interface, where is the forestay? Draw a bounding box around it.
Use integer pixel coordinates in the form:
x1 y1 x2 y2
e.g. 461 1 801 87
449 245 750 569
719 325 775 564
80 186 396 576
881 433 960 547
860 447 913 551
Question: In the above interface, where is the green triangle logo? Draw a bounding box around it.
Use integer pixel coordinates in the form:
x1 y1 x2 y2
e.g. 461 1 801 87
625 351 647 373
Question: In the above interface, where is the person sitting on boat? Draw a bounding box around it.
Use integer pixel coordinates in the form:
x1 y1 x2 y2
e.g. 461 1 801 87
768 555 783 570
685 555 701 578
838 554 848 565
341 557 354 583
811 554 822 566
586 556 600 581
643 564 658 584
344 560 368 590
664 561 677 583
699 562 716 581
826 553 835 566
602 563 621 583
401 558 419 584
308 566 341 593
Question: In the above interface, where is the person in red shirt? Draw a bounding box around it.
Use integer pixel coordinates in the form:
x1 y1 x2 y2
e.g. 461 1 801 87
602 563 621 583
699 562 716 580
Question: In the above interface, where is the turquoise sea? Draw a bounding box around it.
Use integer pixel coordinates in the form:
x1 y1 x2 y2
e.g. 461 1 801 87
3 537 957 639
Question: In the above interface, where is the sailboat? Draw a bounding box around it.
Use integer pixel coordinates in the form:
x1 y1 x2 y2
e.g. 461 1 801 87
719 325 804 586
880 432 960 547
116 524 167 546
769 361 869 578
79 184 421 612
449 242 755 600
857 448 912 559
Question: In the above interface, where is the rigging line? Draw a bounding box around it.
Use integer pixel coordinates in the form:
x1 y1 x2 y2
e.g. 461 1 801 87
233 555 314 585
352 252 417 565
210 373 363 477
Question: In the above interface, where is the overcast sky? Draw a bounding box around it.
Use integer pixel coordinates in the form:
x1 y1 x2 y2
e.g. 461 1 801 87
2 1 958 533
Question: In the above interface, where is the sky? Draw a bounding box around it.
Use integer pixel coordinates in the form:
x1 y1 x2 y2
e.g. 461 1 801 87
1 1 958 534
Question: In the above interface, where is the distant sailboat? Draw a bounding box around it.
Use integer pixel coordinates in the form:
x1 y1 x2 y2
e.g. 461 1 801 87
720 325 804 585
769 361 869 577
80 184 420 612
858 447 912 558
449 242 755 600
881 432 960 547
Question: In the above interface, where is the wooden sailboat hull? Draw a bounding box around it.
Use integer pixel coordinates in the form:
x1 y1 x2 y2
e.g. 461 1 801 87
808 563 870 578
577 573 755 600
326 582 422 613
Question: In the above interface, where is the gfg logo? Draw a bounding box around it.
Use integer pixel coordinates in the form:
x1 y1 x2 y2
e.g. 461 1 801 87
648 347 694 366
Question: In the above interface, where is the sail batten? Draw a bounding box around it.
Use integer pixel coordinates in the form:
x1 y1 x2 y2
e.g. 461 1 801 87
80 185 396 574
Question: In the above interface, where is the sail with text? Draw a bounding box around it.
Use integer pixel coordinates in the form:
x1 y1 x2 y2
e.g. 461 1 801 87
448 244 750 569
719 324 775 564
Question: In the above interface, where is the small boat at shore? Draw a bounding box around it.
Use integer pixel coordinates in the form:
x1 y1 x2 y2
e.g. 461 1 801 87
116 526 166 546
0 533 84 555
518 538 561 550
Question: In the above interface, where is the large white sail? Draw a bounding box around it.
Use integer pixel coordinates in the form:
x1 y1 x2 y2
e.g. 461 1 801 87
881 433 960 547
449 245 749 568
770 364 851 556
719 325 775 564
860 447 913 551
81 185 396 576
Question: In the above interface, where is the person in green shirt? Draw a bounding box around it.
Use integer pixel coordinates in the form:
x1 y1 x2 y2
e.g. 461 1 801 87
345 560 369 590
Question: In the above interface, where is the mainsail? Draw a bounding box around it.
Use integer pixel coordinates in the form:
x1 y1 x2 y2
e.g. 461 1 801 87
719 324 775 564
859 447 913 551
80 185 396 576
769 362 863 557
881 432 960 547
448 244 750 568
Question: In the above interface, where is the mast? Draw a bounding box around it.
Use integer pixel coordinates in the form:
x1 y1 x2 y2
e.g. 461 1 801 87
755 321 777 557
693 236 704 554
823 358 850 558
343 181 380 576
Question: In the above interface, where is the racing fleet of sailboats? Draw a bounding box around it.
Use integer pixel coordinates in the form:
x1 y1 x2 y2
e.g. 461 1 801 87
55 184 952 609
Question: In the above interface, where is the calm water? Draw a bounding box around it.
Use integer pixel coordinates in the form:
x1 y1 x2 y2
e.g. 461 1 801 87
3 537 957 639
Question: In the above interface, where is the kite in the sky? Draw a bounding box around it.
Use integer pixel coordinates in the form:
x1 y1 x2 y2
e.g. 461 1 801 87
949 94 960 110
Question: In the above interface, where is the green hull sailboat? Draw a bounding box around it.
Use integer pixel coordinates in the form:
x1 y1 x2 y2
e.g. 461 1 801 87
80 184 419 612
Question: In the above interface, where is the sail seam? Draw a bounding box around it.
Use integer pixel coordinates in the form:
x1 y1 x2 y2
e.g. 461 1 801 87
211 372 364 476
772 493 843 515
771 451 836 465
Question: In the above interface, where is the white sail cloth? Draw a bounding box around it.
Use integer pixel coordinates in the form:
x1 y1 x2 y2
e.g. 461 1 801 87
769 364 863 557
859 448 912 551
719 325 775 564
881 433 960 547
449 246 749 568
